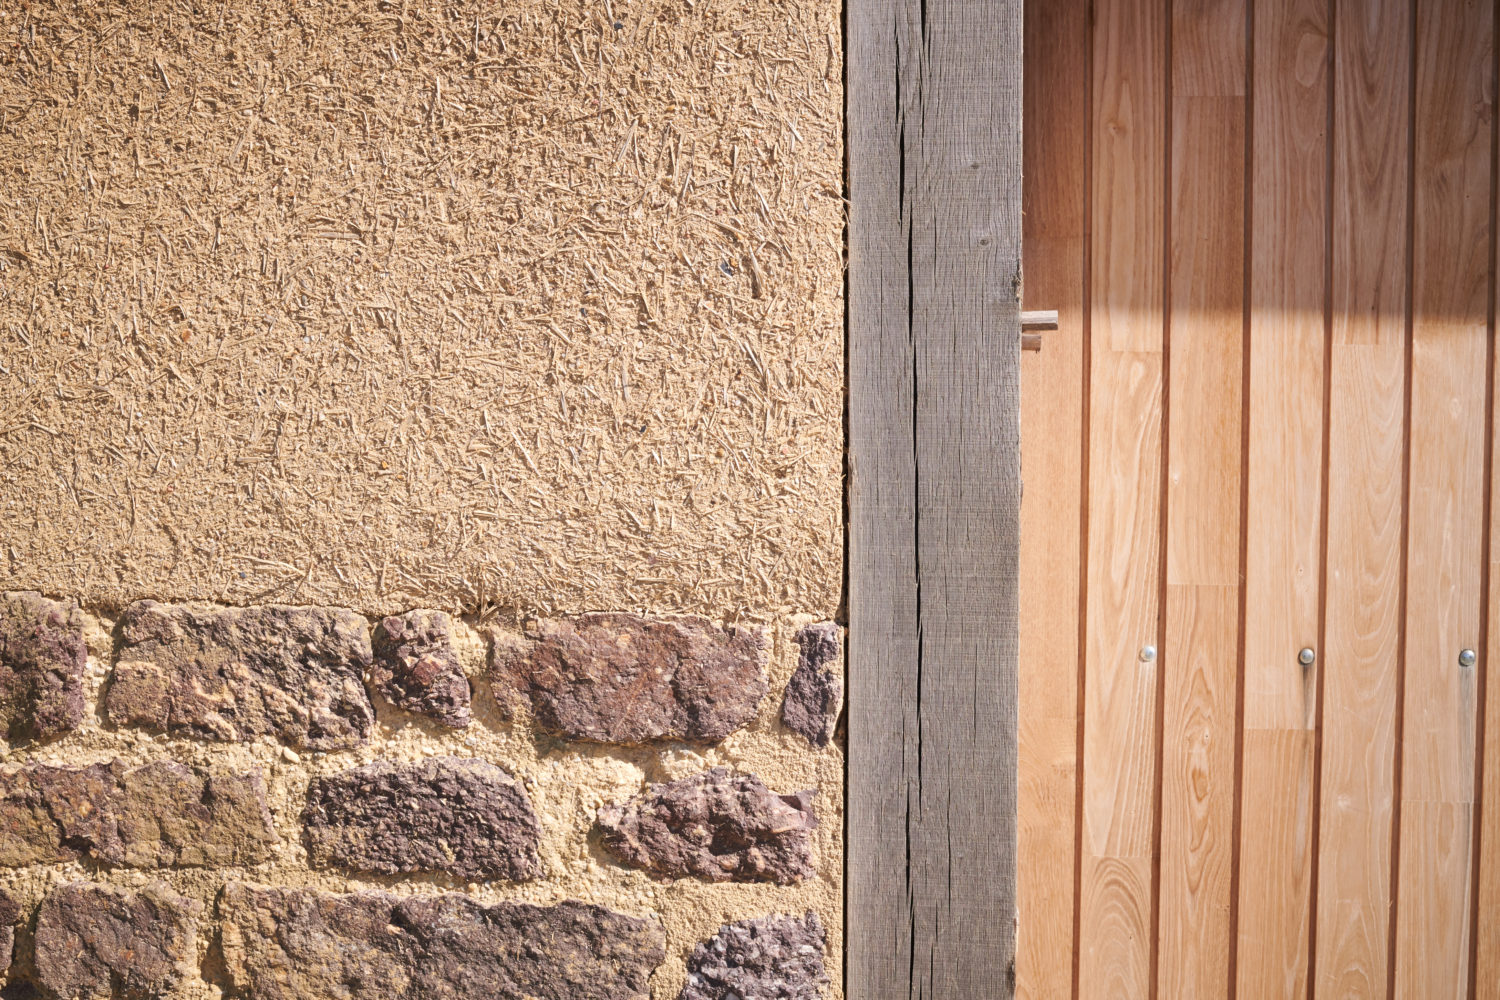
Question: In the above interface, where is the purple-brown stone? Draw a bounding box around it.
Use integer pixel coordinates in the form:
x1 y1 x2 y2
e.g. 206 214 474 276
219 881 665 1000
0 591 87 741
597 767 816 884
371 611 471 728
490 613 767 744
780 622 843 748
105 601 375 749
680 912 828 1000
0 758 277 868
0 888 19 975
303 757 540 881
34 881 202 1000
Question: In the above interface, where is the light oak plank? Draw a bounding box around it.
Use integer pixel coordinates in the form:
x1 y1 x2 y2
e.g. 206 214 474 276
1238 729 1320 996
1078 2 1167 994
1241 0 1329 736
1313 0 1412 993
1235 0 1329 993
1017 0 1088 996
1080 854 1154 999
1158 2 1247 993
1077 350 1163 1000
1314 342 1407 1000
1392 2 1492 995
1158 584 1239 999
1479 289 1500 998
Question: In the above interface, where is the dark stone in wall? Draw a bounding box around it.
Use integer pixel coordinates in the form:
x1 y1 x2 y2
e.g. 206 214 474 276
33 881 202 1000
0 759 277 868
105 601 375 750
371 610 471 728
0 592 87 742
489 613 766 744
680 911 828 1000
780 622 842 748
303 757 540 881
597 767 816 885
218 881 665 1000
0 888 19 976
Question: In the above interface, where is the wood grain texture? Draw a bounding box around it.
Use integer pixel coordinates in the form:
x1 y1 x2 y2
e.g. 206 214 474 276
1158 585 1239 999
1241 0 1329 735
1091 0 1166 355
1314 341 1407 1000
1392 1 1492 995
1078 1 1166 996
1313 0 1411 995
1237 729 1319 995
1480 239 1500 999
1235 1 1329 995
1078 344 1162 999
1157 2 1247 992
846 0 1022 996
1017 0 1087 996
1019 2 1499 993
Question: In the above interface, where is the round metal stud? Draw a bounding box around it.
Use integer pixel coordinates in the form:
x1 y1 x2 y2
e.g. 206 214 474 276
1460 648 1478 669
1298 647 1316 666
1139 645 1157 663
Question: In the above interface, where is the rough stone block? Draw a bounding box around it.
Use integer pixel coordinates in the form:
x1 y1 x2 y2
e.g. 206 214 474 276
780 622 842 748
0 759 277 868
490 613 766 744
34 881 202 1000
0 591 87 741
219 881 665 1000
371 611 471 728
597 767 816 884
105 601 375 749
680 912 828 1000
0 888 19 975
303 757 540 881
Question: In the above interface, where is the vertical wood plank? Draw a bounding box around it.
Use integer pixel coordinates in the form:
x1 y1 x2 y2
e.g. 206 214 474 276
1158 1 1247 996
1017 0 1088 995
1314 0 1413 995
1235 0 1329 995
1392 2 1492 996
1078 0 1166 994
846 0 1023 996
1158 584 1240 998
1479 182 1500 997
1403 6 1496 1000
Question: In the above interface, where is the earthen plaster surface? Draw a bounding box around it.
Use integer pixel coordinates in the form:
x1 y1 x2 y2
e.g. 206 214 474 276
0 0 844 622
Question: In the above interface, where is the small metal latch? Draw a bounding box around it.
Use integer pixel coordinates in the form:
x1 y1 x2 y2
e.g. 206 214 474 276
1021 310 1059 352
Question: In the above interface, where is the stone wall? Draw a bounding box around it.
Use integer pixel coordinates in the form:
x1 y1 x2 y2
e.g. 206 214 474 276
0 593 843 999
0 1 844 995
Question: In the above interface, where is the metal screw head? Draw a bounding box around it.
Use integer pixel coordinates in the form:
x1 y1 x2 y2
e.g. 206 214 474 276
1139 645 1157 663
1460 649 1478 668
1298 647 1316 666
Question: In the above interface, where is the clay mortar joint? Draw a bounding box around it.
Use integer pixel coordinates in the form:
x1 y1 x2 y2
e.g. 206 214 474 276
596 767 817 884
487 612 768 744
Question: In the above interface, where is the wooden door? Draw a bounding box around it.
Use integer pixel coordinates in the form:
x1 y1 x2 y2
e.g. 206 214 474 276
1018 0 1500 997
